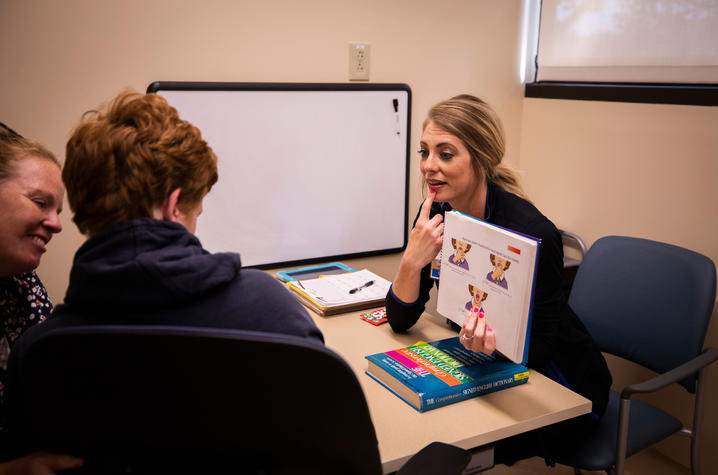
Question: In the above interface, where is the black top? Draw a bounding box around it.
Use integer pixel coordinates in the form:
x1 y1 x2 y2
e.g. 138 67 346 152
386 182 611 417
3 219 325 459
18 219 324 343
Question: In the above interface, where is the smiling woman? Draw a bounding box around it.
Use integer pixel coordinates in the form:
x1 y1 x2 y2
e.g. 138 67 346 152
0 125 64 351
0 126 84 473
0 157 63 276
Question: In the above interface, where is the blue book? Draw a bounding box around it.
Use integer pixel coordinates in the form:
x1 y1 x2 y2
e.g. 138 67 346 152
365 336 529 412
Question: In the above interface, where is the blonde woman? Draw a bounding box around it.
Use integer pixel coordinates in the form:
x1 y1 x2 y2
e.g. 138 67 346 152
385 95 611 465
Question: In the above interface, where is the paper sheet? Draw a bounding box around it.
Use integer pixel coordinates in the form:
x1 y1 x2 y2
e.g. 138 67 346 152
293 269 390 306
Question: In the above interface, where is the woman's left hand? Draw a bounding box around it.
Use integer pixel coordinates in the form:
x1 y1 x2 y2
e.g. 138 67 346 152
459 307 496 354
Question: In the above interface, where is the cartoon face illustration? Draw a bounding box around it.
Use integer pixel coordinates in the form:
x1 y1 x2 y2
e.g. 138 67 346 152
449 238 472 270
486 254 510 289
465 284 488 311
490 254 510 279
452 239 471 262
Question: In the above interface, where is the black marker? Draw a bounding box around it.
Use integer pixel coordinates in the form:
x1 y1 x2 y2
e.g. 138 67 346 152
349 280 375 294
392 99 400 135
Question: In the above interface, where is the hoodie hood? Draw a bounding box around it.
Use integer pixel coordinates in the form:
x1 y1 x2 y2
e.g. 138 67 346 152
65 218 241 309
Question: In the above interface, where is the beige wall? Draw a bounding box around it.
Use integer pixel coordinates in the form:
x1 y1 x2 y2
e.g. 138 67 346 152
1 0 525 304
520 99 718 468
2 0 717 469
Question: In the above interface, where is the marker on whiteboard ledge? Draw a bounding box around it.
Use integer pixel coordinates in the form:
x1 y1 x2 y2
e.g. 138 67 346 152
392 98 400 136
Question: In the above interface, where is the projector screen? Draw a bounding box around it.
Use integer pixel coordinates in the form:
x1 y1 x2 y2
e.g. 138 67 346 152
147 82 411 268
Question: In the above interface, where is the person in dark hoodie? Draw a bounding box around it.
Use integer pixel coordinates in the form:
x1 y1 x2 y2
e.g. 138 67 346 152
16 91 324 345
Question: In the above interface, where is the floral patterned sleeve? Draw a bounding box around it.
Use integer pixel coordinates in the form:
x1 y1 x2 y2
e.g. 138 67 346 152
0 272 53 433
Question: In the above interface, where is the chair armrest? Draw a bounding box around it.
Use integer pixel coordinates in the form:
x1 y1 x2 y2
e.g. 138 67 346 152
559 229 588 256
621 348 718 398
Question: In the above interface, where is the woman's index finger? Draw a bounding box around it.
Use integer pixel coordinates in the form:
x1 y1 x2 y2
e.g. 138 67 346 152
418 190 436 222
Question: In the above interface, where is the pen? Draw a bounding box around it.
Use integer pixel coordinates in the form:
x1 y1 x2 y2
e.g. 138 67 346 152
349 280 374 294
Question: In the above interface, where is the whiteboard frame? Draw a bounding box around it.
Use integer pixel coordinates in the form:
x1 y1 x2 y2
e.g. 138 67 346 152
147 81 411 269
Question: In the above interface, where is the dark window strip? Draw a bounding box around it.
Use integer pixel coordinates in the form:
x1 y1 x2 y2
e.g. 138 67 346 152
525 82 718 107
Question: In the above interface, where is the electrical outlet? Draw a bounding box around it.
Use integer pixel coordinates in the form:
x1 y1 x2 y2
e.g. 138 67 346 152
348 42 370 81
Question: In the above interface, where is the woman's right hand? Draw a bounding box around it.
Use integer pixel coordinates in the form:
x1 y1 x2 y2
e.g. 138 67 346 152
390 190 444 305
402 190 444 271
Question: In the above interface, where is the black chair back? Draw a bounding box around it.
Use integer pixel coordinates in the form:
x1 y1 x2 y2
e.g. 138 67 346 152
9 325 382 474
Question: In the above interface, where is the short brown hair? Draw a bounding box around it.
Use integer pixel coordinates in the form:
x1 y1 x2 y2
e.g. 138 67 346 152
64 91 218 236
0 123 60 183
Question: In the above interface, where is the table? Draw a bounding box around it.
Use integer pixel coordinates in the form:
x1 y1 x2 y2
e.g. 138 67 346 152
273 256 591 473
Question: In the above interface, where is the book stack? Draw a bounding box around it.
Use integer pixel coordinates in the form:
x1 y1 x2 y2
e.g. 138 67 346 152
365 210 540 410
287 268 391 316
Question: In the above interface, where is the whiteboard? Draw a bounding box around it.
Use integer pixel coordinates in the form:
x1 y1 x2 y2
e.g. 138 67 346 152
147 82 410 268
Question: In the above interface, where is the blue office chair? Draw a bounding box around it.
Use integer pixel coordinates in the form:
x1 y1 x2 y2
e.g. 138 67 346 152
554 236 718 475
7 325 470 475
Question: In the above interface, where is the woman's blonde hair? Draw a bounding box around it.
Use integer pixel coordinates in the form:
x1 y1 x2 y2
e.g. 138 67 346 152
0 123 59 183
64 91 218 236
424 94 527 199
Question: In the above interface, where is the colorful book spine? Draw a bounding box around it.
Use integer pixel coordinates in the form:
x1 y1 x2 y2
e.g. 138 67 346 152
366 337 529 412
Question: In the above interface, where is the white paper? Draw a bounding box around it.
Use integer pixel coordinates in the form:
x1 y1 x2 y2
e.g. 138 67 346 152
290 269 391 306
